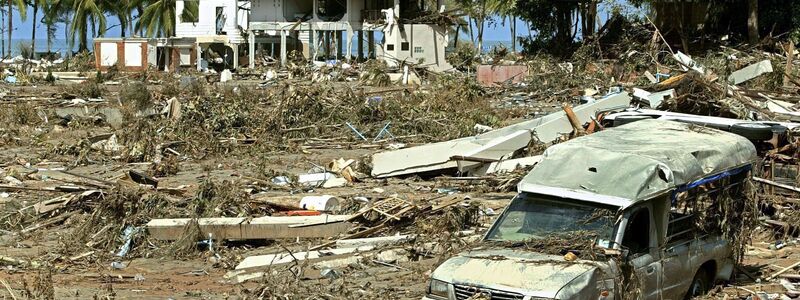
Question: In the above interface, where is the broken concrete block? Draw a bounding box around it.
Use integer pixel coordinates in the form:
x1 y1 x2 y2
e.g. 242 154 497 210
469 156 543 176
220 69 233 82
728 60 773 85
375 249 410 264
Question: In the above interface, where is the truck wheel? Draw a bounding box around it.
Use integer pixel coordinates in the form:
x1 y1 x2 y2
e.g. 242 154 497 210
684 269 709 299
730 123 773 140
613 115 653 127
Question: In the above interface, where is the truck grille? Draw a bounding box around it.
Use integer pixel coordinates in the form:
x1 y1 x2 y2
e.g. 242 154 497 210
453 284 524 300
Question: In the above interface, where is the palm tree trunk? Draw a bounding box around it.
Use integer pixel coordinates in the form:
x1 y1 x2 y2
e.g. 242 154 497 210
46 23 51 54
511 15 516 53
7 0 12 57
30 4 37 59
79 21 88 52
477 0 486 53
747 0 758 44
468 16 474 44
136 5 144 36
454 25 459 48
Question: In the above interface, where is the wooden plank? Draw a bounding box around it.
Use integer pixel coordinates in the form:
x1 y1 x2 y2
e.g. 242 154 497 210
767 261 800 281
146 215 352 240
754 177 800 193
786 41 795 88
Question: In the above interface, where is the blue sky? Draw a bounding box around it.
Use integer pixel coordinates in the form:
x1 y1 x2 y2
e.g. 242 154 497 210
8 8 527 42
6 1 640 44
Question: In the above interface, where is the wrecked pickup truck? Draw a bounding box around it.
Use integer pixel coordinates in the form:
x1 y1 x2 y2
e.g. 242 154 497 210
424 119 757 300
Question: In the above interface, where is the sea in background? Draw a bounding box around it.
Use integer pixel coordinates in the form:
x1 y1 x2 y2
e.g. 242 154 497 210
3 38 93 57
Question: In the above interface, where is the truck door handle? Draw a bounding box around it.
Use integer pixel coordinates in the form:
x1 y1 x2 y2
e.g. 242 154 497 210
646 266 655 274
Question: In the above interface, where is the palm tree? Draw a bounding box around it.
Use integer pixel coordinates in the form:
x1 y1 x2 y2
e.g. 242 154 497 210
70 0 105 52
42 0 69 54
136 0 196 37
105 0 132 37
7 0 27 57
486 0 516 51
29 0 47 58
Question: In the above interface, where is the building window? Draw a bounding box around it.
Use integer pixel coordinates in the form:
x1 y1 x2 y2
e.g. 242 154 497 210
180 0 199 23
386 44 394 51
401 42 409 51
414 46 423 53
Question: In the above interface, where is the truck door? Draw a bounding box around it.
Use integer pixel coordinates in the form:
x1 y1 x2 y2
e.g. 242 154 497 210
661 211 696 299
622 206 662 300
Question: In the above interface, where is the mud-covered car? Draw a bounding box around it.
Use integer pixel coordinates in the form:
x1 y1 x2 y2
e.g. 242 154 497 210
424 119 757 300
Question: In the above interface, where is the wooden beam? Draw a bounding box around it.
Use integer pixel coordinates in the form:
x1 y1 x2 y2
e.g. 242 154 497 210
146 215 352 241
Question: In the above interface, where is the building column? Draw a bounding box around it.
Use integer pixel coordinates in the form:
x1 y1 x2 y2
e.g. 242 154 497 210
357 30 363 60
249 31 256 69
232 44 239 69
311 27 318 60
280 30 287 66
337 31 344 59
345 31 352 61
367 31 375 59
324 31 331 59
195 44 202 71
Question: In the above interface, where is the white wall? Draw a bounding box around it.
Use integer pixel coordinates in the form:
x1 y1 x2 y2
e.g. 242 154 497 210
176 0 241 38
382 24 451 71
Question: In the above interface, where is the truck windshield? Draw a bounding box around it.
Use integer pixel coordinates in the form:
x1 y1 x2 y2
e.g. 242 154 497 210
485 193 617 245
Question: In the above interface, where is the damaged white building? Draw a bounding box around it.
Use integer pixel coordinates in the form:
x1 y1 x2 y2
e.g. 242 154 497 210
95 0 453 71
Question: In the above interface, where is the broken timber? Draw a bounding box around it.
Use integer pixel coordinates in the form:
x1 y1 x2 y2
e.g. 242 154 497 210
145 215 352 240
370 92 632 177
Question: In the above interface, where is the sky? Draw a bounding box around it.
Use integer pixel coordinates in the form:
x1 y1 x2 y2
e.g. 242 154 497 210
4 1 641 46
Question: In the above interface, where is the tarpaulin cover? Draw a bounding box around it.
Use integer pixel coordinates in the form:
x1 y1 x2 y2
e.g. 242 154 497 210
519 119 756 203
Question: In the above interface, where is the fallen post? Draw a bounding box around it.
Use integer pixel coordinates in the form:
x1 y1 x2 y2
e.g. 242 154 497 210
146 215 352 240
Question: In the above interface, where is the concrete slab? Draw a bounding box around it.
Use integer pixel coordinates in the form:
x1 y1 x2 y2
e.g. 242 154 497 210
370 92 631 178
728 60 773 85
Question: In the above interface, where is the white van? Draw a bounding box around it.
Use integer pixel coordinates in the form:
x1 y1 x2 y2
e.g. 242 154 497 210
424 119 756 300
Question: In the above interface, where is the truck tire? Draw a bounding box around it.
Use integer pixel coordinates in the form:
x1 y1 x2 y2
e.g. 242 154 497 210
684 268 710 299
730 123 773 141
613 115 653 127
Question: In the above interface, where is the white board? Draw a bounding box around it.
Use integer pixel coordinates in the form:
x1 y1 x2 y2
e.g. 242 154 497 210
179 48 192 66
124 43 143 67
100 43 117 66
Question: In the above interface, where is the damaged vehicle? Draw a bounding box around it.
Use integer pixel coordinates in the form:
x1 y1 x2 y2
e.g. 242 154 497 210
424 119 757 300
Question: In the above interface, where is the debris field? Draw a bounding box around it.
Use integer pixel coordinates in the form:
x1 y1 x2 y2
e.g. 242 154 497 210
3 23 800 300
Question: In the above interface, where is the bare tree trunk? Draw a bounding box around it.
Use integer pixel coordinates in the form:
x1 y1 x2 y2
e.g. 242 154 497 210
747 0 758 44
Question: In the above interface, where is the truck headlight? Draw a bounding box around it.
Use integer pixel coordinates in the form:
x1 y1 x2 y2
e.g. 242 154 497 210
427 279 449 298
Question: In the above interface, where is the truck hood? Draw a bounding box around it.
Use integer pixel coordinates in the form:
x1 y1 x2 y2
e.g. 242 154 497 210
431 249 607 298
